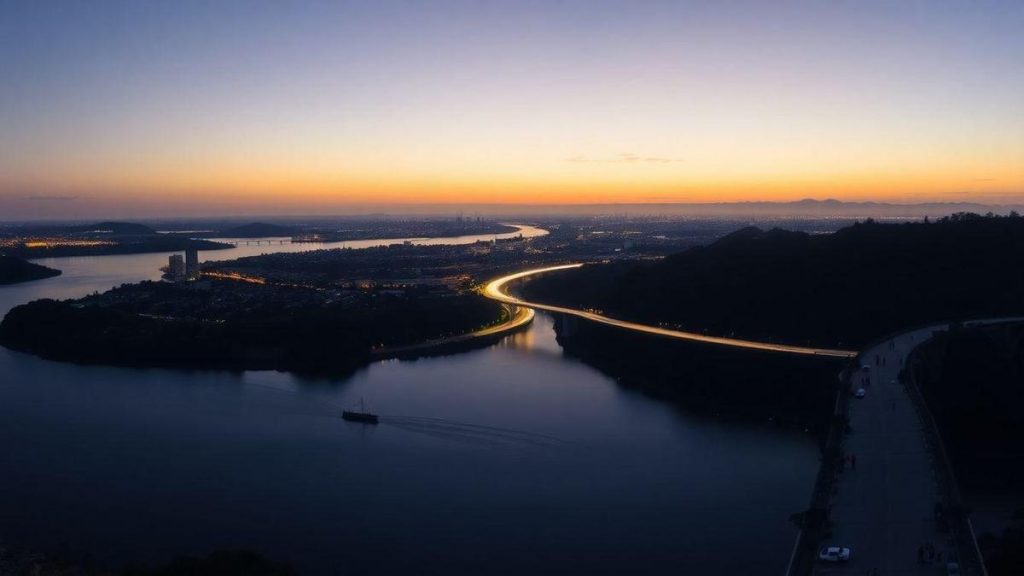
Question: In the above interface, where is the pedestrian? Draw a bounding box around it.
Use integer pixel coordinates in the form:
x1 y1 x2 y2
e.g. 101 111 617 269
938 551 943 562
851 454 857 470
918 546 925 563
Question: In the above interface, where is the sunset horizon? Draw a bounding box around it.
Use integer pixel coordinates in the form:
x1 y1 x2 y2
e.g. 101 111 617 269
3 1 1023 219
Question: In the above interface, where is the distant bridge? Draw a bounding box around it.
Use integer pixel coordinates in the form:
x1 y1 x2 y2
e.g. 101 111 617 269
219 239 292 246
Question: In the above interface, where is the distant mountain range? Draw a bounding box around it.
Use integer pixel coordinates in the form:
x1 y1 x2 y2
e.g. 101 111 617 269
491 199 1024 218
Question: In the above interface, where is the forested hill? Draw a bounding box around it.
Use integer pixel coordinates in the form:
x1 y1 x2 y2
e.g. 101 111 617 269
522 213 1024 349
0 255 61 285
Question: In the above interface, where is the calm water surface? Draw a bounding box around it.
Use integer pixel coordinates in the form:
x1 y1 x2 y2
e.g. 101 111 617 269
0 229 817 575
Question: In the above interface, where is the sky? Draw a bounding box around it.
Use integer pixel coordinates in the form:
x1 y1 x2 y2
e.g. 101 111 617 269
2 0 1023 218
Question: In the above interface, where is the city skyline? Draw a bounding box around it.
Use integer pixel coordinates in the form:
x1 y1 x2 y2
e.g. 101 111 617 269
3 0 1023 218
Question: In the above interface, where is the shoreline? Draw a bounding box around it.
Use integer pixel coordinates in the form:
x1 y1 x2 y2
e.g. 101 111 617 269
0 303 531 379
372 303 534 358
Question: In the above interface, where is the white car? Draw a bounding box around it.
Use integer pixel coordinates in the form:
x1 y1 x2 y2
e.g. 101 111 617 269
818 546 851 562
854 388 866 398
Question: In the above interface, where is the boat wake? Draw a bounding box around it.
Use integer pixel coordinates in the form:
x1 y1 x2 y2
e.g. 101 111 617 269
242 381 568 449
379 415 568 449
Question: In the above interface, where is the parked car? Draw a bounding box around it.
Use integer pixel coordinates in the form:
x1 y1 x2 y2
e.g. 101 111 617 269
818 546 851 562
854 388 866 398
946 562 961 575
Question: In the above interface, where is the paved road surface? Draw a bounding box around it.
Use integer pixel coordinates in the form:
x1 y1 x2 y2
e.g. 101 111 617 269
484 264 857 358
372 304 533 356
816 326 951 575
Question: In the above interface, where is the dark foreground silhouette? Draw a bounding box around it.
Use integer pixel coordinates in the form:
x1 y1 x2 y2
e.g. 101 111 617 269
912 322 1024 575
0 547 296 576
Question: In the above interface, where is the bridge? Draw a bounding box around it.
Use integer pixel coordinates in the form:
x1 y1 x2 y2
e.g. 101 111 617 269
219 239 292 246
483 263 858 358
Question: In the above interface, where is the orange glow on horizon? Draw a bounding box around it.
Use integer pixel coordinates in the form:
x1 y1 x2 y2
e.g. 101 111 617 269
5 132 1022 208
6 164 1021 208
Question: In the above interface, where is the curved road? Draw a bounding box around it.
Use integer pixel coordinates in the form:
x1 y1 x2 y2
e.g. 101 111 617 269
371 304 534 356
484 263 857 358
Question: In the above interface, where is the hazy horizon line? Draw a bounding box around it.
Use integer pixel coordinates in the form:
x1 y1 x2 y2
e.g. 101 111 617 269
3 198 1023 225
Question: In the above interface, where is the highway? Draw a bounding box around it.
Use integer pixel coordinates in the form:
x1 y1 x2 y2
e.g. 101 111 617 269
483 264 858 358
815 319 1020 575
814 326 949 575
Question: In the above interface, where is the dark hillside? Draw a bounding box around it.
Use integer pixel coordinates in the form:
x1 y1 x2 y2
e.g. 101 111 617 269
523 213 1024 348
910 322 1024 575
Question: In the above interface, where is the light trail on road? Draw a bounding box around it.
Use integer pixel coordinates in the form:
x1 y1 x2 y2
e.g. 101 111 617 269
371 304 533 356
484 263 858 358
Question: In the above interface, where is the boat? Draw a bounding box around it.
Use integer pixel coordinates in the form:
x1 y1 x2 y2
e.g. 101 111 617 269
342 398 379 424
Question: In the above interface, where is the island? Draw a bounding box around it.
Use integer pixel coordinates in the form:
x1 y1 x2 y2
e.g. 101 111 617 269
0 255 62 285
0 235 562 375
0 280 507 374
